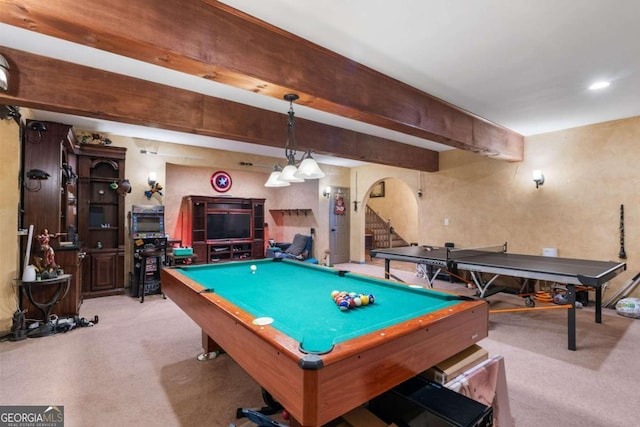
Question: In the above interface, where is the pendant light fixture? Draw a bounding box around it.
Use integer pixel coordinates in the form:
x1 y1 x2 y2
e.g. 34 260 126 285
265 94 325 187
264 164 290 187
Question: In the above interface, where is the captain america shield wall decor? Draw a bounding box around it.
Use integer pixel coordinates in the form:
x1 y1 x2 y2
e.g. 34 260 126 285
210 171 232 193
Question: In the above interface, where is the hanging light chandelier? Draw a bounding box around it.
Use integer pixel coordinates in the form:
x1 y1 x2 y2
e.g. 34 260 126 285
264 94 325 187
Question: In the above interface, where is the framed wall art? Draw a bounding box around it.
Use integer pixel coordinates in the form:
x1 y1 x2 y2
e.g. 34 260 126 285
370 181 385 198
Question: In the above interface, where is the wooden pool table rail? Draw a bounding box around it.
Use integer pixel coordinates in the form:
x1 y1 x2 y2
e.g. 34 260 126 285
161 266 488 426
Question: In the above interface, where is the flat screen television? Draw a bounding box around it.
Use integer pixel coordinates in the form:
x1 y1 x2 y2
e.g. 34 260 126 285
207 213 251 240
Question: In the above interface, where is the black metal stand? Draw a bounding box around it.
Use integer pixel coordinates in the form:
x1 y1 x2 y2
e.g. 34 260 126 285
138 251 165 303
19 274 71 337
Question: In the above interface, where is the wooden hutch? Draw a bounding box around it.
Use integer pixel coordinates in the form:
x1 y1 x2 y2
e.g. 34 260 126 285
21 120 84 316
76 144 127 298
179 196 265 264
21 120 128 317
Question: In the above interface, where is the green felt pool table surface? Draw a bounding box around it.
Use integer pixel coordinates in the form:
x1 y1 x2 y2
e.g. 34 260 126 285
175 258 462 353
162 258 488 426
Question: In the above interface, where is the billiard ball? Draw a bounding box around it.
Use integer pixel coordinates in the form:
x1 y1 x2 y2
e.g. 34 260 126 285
353 297 362 307
338 300 349 311
331 290 339 299
250 265 257 273
368 294 375 304
360 295 369 305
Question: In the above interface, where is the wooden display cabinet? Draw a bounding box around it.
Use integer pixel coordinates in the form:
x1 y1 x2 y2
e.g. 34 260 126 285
252 201 266 259
21 120 84 317
22 120 79 239
179 196 265 264
77 144 127 298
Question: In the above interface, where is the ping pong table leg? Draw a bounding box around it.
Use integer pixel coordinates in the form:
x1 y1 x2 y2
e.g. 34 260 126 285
469 272 501 298
426 267 440 288
595 287 602 324
567 284 576 351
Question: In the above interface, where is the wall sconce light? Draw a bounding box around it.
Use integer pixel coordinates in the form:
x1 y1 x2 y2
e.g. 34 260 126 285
145 172 163 199
0 54 9 91
532 170 545 189
323 186 331 198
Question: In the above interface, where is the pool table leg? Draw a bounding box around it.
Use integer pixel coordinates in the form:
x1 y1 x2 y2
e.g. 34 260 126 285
197 330 224 361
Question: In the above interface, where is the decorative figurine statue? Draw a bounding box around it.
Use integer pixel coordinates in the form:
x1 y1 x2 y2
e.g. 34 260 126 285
37 228 58 269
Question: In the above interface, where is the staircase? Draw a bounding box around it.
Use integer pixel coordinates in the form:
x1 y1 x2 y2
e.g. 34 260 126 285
365 205 409 249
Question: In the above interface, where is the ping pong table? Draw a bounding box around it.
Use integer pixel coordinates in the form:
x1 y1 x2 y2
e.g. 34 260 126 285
370 243 627 350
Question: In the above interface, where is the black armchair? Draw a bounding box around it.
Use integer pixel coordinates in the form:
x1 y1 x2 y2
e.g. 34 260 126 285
271 234 313 261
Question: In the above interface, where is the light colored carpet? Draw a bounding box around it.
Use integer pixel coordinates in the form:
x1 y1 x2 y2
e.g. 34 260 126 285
1 262 638 427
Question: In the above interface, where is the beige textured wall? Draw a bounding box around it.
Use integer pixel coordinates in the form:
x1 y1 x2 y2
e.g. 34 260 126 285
425 117 640 265
0 119 21 330
353 116 640 297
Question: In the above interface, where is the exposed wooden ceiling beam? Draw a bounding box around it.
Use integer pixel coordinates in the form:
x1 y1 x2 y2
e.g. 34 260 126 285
0 0 523 161
0 47 439 171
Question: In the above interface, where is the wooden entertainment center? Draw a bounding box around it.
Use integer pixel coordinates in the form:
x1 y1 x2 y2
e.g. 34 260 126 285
179 196 266 264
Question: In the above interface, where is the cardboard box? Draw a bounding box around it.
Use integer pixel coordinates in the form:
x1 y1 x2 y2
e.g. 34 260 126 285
421 344 488 385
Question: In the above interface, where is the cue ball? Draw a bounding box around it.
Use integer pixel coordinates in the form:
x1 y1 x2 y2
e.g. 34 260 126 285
250 265 257 273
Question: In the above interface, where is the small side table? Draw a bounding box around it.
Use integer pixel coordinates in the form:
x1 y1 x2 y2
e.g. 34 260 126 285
167 253 198 266
17 274 72 337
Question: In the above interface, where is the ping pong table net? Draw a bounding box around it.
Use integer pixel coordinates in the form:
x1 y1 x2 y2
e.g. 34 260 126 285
446 242 508 262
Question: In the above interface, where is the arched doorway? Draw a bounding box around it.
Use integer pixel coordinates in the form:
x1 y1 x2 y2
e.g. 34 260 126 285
364 177 419 251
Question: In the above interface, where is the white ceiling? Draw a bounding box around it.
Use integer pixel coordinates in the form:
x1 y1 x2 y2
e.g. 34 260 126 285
3 0 640 167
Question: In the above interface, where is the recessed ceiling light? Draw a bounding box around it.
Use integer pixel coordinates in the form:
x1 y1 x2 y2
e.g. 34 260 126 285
589 81 611 90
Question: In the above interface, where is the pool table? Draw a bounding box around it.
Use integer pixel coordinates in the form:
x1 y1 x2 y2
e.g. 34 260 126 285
161 259 488 426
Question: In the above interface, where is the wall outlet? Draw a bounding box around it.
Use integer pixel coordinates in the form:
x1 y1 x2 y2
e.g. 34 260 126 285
444 218 449 226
